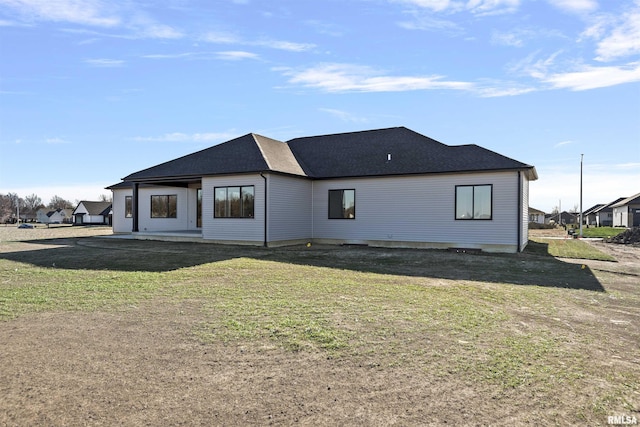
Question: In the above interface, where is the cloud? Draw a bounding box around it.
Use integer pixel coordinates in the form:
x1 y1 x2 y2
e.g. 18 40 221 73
391 0 520 15
318 108 369 123
546 0 598 14
131 131 238 143
0 0 184 39
84 58 125 67
594 10 640 61
200 30 315 52
543 62 640 90
215 51 260 61
45 137 70 144
554 140 574 148
279 63 473 93
0 0 120 27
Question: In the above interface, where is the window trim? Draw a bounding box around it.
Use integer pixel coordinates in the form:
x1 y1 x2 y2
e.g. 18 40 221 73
214 185 255 219
125 196 132 218
455 184 493 220
328 189 356 220
150 194 178 219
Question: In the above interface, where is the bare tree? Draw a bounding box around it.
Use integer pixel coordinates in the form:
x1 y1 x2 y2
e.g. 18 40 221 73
48 195 73 210
99 193 112 202
24 193 43 212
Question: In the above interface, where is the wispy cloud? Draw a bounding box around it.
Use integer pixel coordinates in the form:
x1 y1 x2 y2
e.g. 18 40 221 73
45 137 70 144
0 0 184 39
546 0 598 14
554 140 574 148
391 0 520 15
84 58 125 67
131 131 238 143
215 51 260 61
200 30 315 52
318 108 369 123
543 62 640 90
278 63 473 93
594 9 640 61
0 0 120 27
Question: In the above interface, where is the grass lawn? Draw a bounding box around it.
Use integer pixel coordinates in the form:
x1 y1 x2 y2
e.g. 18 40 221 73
0 226 638 425
579 227 629 239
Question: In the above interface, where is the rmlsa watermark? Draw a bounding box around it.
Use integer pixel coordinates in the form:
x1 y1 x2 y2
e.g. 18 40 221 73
608 414 638 425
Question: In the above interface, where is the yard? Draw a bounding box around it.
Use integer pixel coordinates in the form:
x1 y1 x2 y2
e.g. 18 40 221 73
0 225 638 425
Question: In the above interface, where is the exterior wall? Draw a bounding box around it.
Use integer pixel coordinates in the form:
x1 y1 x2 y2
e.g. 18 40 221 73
137 186 190 232
520 172 529 251
267 174 312 244
201 175 265 244
73 203 107 224
111 188 133 233
311 171 522 252
613 206 627 227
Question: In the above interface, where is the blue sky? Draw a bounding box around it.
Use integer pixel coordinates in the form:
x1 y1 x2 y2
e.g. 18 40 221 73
1 0 639 213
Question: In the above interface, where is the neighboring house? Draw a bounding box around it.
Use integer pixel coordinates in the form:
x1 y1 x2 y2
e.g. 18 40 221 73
544 211 576 225
611 193 640 227
528 207 545 224
37 208 73 224
108 127 538 253
582 204 605 226
73 201 112 225
593 197 626 227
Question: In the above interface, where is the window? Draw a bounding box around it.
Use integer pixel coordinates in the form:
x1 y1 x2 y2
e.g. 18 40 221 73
214 186 254 218
329 189 355 219
455 185 492 220
151 195 177 218
125 196 132 218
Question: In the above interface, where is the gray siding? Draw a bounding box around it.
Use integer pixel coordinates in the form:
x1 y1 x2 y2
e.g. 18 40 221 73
311 172 521 252
267 174 312 243
137 186 190 232
520 172 530 251
202 175 265 243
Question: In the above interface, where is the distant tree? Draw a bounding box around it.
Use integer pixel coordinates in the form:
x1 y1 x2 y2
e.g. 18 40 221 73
569 204 579 214
48 195 73 210
24 193 43 213
0 194 13 223
99 193 112 202
3 193 23 222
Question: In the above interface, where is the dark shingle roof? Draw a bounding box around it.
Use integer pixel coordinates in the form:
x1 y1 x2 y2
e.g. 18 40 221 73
122 127 537 183
287 127 537 179
77 201 112 216
124 133 305 181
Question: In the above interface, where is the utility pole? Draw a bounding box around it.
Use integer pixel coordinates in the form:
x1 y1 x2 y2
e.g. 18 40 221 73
579 154 584 238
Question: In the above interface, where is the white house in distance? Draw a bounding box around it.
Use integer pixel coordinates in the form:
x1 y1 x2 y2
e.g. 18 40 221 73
36 208 73 224
72 201 112 225
108 127 538 253
528 207 545 224
611 193 640 227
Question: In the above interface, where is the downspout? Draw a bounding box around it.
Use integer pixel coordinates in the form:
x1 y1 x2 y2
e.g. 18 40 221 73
260 172 267 247
517 171 522 252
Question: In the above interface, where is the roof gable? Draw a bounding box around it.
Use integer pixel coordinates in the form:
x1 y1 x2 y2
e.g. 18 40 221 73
611 192 640 207
75 201 112 215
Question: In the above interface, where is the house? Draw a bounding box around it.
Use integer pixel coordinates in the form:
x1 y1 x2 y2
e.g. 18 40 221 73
36 208 73 224
582 204 605 226
611 193 640 227
593 197 626 227
108 127 537 253
544 211 576 226
72 201 112 225
528 207 545 224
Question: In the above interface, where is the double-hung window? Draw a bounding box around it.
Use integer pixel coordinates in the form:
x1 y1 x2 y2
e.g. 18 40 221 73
328 189 355 219
455 185 492 220
214 186 254 218
151 195 177 218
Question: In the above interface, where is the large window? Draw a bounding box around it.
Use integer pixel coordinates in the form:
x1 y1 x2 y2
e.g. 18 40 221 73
455 185 492 220
329 189 355 219
215 186 254 218
151 195 177 218
125 196 132 218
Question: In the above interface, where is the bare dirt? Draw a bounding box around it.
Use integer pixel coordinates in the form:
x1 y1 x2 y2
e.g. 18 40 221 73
1 226 639 426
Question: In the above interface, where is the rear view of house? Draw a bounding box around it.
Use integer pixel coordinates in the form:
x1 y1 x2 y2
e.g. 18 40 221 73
108 127 537 253
612 193 640 227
